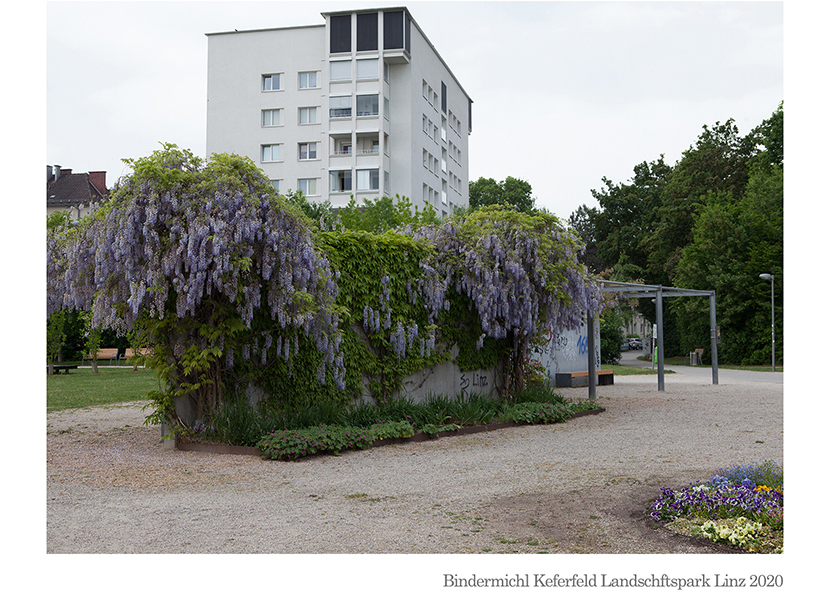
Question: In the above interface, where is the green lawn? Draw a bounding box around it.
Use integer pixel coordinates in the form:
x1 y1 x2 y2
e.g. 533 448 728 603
610 364 674 376
620 355 781 372
47 367 160 410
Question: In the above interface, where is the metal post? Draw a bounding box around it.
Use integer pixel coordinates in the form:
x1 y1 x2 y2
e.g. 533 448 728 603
710 291 719 385
770 276 776 372
587 310 596 399
656 287 664 391
759 274 776 372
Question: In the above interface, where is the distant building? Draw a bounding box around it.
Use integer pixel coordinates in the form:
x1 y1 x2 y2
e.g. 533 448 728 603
205 6 472 217
623 312 652 338
47 165 108 221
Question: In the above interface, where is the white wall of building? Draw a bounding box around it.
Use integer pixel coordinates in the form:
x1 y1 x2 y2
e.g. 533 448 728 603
206 7 471 216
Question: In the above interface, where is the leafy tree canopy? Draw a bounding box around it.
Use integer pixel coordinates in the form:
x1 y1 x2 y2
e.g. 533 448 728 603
469 176 536 213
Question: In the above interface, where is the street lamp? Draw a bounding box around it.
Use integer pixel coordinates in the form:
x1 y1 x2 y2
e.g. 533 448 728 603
759 273 775 371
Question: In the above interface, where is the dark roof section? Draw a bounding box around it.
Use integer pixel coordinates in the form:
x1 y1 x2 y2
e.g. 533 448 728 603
47 168 108 207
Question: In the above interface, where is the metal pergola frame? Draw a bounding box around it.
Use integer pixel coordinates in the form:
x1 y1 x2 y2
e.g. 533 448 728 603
584 281 718 397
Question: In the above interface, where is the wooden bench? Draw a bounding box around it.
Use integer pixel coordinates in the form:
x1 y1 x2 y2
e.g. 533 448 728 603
48 364 78 374
120 347 150 361
82 348 120 366
555 369 614 388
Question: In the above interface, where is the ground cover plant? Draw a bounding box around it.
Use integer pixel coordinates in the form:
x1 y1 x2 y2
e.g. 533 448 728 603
650 460 783 553
181 379 604 460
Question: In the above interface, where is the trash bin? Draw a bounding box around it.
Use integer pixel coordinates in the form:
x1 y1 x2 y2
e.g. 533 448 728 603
690 351 698 366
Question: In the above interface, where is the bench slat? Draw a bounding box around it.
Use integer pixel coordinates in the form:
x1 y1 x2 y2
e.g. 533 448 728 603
555 369 614 388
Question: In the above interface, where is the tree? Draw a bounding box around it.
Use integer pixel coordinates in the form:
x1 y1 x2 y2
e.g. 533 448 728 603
567 204 604 273
599 308 625 365
48 144 344 424
468 176 536 213
281 189 334 230
338 194 438 233
644 119 758 282
673 105 783 364
589 156 672 280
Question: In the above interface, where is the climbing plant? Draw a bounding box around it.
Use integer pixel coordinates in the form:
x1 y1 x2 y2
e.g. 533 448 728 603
47 146 602 429
409 206 602 396
47 144 344 425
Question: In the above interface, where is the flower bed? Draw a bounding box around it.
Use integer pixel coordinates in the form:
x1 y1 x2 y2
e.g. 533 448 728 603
650 461 783 553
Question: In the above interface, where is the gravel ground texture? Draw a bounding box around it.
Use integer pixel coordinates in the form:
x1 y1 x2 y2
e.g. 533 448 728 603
46 371 782 554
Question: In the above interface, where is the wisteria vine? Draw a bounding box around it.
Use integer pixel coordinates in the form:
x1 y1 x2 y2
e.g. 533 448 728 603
47 146 345 417
406 206 602 387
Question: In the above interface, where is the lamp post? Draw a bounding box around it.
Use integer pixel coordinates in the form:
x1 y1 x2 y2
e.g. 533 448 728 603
759 273 775 371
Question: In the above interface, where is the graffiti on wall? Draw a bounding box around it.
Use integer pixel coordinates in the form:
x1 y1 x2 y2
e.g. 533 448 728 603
530 322 601 379
459 371 489 392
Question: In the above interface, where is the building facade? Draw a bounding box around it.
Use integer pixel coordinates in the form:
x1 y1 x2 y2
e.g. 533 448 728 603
206 6 472 217
47 165 108 221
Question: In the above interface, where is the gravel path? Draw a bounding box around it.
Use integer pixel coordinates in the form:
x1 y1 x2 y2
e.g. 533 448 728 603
46 372 782 554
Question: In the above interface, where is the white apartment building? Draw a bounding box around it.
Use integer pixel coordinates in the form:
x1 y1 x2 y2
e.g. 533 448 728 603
206 6 472 217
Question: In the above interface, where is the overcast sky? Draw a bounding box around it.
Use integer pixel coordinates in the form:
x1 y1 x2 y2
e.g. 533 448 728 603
45 0 785 221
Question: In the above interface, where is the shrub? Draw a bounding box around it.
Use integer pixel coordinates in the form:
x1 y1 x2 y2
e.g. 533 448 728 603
257 425 373 461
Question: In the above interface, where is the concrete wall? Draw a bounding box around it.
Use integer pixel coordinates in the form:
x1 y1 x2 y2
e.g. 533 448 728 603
397 347 502 402
531 321 602 379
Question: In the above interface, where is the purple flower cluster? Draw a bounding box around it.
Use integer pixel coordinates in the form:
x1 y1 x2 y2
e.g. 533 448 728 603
408 207 602 357
650 482 784 523
47 151 346 389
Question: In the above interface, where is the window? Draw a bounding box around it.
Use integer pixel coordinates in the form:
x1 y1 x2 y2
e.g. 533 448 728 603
299 107 318 124
329 95 352 118
384 62 390 83
441 81 448 113
383 96 389 120
261 144 281 162
356 94 379 117
356 58 379 80
298 178 317 196
271 179 281 192
441 117 447 142
299 72 318 89
357 12 378 51
423 149 428 167
330 14 351 53
423 80 428 99
262 109 281 127
384 171 390 194
441 148 447 173
384 10 409 52
329 170 352 192
330 60 351 81
356 169 379 191
299 142 318 160
262 74 281 91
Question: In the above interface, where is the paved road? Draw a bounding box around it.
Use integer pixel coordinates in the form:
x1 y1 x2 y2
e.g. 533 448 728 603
618 349 783 384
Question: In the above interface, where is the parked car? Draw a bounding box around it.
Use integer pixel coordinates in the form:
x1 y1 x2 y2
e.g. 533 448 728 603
628 338 643 350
